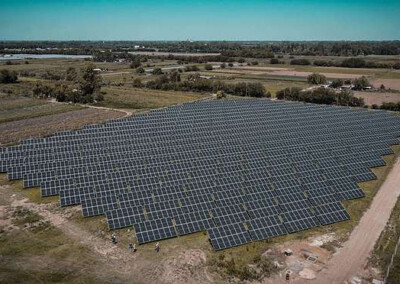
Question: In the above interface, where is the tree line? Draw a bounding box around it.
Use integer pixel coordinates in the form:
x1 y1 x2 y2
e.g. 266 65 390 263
291 57 400 69
134 72 269 98
276 87 364 107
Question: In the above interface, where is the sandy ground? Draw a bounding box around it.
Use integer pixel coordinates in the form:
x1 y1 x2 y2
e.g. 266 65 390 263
354 91 400 105
0 108 124 146
292 156 400 284
372 79 400 91
0 182 218 284
215 67 366 79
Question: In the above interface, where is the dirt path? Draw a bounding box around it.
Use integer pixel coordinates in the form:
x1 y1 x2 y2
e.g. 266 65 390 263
48 99 133 117
1 184 217 284
302 156 400 283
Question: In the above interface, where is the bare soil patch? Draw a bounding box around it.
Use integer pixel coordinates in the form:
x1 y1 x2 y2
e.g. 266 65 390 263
354 91 400 105
372 78 400 91
0 108 124 146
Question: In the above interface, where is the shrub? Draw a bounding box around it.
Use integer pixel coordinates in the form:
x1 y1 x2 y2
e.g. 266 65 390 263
290 59 311 65
341 58 366 68
136 67 145 74
152 68 163 75
184 65 199 72
0 69 18 83
353 76 371 90
204 64 213 70
330 79 344 88
132 78 143 88
307 73 327 85
270 58 280 64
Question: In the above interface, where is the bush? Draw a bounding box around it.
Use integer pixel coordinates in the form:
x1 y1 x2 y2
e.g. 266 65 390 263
353 76 371 90
313 60 334 67
330 79 344 88
228 63 233 67
204 64 213 70
129 60 141 69
0 69 18 83
276 87 364 107
290 59 311 65
184 65 199 72
393 62 400 70
238 58 245 63
307 73 327 85
132 78 143 88
341 58 366 68
380 102 400 111
220 63 226 69
152 68 163 75
270 58 280 64
371 104 379 109
136 67 145 74
251 61 259 65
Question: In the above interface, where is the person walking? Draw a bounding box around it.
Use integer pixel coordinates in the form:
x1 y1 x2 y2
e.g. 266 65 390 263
155 242 160 253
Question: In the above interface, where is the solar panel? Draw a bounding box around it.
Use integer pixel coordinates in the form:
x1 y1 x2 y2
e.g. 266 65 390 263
134 218 176 244
208 223 252 250
0 99 399 250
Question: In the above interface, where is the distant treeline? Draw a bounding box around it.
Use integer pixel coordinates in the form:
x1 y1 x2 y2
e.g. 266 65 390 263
291 57 400 69
2 41 400 56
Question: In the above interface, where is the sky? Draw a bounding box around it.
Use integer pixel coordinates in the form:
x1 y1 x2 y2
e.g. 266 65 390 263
1 0 400 41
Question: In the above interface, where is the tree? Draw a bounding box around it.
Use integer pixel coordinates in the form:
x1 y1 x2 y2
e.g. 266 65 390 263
204 64 213 71
79 63 102 102
393 62 400 70
152 68 163 75
307 73 327 85
238 58 245 63
228 63 234 67
353 76 370 90
251 61 259 65
0 69 18 83
380 84 386 90
66 67 78 81
220 63 226 69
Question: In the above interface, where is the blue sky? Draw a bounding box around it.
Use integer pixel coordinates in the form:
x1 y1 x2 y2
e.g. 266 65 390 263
1 0 399 40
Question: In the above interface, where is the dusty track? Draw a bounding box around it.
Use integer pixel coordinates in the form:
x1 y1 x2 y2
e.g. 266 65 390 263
299 156 400 283
1 183 217 284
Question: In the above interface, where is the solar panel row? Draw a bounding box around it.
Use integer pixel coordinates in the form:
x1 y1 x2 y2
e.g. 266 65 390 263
0 99 399 250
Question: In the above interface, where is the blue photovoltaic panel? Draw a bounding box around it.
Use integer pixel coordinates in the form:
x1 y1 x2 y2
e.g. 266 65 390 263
0 99 399 250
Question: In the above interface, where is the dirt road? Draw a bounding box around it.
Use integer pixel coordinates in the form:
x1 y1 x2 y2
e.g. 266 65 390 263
309 156 400 283
0 181 217 284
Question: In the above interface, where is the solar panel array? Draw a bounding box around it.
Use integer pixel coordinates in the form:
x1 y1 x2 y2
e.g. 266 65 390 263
1 99 399 250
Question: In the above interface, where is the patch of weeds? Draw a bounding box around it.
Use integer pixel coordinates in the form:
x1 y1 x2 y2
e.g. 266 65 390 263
12 207 42 226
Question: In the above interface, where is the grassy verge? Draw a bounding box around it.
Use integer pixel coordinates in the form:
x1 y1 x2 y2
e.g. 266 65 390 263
0 208 107 284
371 162 400 282
98 86 204 109
0 103 82 124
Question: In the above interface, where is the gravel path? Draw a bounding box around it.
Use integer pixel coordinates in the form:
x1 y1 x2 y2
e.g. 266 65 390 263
311 156 400 283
